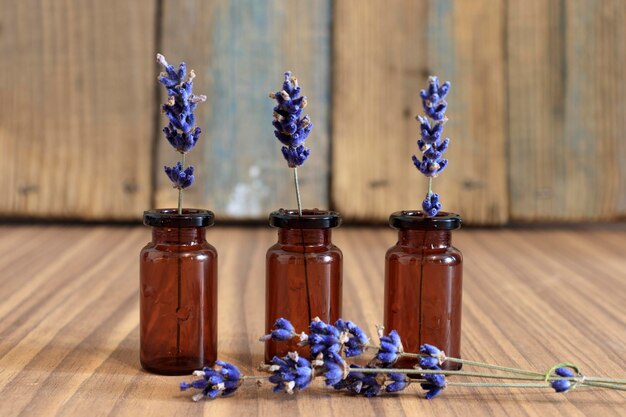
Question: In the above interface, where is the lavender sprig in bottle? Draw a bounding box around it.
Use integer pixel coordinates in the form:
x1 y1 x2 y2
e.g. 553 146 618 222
412 76 451 217
157 54 206 214
269 71 313 215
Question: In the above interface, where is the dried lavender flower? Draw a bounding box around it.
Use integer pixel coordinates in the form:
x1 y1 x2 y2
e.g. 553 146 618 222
334 319 370 358
322 352 349 386
270 71 314 214
157 53 206 213
180 361 242 401
157 54 206 138
164 162 194 189
260 317 297 342
385 373 410 393
419 343 446 365
551 367 576 393
270 71 313 166
333 365 383 397
281 145 311 168
308 317 343 356
375 328 403 366
267 352 314 394
412 76 452 217
418 343 447 399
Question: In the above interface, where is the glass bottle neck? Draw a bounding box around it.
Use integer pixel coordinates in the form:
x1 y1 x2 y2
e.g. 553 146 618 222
397 229 451 249
278 228 332 247
152 227 206 245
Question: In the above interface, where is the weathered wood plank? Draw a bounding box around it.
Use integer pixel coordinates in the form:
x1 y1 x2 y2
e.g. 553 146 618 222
155 0 332 219
0 1 156 220
332 0 508 224
0 225 625 416
507 0 626 221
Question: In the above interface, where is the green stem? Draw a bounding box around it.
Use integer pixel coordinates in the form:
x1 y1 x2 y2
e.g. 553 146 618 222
177 153 185 215
400 352 541 377
428 176 433 195
366 345 626 386
354 366 626 391
294 167 302 216
447 382 554 388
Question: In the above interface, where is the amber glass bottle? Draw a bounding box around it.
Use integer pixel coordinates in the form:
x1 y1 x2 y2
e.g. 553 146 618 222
140 209 217 375
265 209 342 362
384 211 462 370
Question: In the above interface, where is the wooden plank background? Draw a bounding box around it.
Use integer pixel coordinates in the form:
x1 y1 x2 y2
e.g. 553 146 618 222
507 0 626 222
0 0 624 224
0 0 156 220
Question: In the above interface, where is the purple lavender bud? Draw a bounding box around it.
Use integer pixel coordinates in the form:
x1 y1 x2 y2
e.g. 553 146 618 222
551 379 572 393
179 361 241 401
551 367 575 393
376 330 403 366
419 356 440 368
421 383 444 400
281 145 310 168
269 353 313 394
419 343 442 357
422 193 442 217
333 365 382 397
323 356 346 386
334 319 369 358
555 367 575 377
271 72 313 166
191 379 209 389
260 317 296 342
307 317 342 357
385 373 409 393
164 162 194 189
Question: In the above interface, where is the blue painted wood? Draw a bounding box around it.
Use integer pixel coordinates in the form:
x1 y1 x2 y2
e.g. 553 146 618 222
157 0 332 219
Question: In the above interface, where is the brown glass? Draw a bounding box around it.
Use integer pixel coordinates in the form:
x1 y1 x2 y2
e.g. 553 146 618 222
140 209 217 375
265 209 342 363
384 211 462 370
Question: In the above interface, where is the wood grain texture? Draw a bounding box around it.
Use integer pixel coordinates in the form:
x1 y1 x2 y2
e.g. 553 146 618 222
155 0 332 219
0 0 156 220
332 0 508 224
507 0 626 221
0 225 624 416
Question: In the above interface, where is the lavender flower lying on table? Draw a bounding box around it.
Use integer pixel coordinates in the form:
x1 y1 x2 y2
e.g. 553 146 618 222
180 317 626 401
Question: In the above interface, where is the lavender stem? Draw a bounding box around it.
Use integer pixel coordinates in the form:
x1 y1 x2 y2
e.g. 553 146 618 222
178 153 185 215
294 167 302 216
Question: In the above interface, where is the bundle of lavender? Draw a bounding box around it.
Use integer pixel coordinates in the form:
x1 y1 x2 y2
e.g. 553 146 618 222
180 317 626 401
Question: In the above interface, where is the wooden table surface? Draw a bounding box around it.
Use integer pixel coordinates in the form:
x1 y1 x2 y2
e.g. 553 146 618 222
0 225 624 416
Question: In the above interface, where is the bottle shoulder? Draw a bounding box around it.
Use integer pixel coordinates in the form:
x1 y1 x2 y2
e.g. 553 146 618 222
140 240 217 258
386 244 462 263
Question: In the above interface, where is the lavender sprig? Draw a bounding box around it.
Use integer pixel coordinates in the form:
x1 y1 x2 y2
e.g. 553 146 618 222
157 53 206 214
270 71 313 215
180 361 242 401
180 318 626 401
412 76 451 217
264 352 314 394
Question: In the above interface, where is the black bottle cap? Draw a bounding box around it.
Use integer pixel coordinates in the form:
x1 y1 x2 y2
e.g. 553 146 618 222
389 211 462 230
143 209 215 228
269 209 342 229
